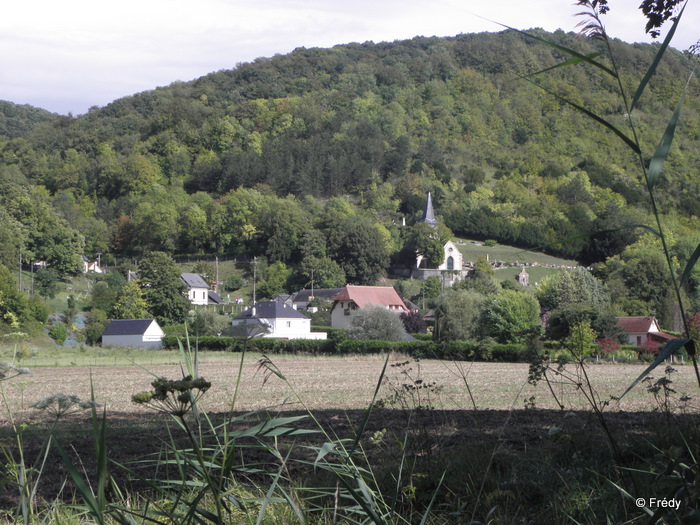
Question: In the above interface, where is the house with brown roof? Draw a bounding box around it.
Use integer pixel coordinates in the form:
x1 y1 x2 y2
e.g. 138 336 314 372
330 284 408 329
616 316 675 347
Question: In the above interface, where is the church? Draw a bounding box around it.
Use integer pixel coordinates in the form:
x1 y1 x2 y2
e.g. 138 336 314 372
412 193 467 284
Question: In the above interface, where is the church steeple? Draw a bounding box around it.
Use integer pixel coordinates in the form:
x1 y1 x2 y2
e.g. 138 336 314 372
419 192 439 227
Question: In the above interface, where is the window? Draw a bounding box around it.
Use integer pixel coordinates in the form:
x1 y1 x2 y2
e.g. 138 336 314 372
286 321 291 328
447 256 454 270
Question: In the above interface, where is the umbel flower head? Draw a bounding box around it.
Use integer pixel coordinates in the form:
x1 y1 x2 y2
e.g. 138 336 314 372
30 393 100 419
0 361 31 381
132 375 211 416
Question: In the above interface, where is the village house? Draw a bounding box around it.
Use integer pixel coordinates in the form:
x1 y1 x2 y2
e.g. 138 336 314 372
82 256 103 274
101 319 165 349
330 284 408 329
231 300 327 339
291 288 344 311
180 273 225 306
616 316 675 347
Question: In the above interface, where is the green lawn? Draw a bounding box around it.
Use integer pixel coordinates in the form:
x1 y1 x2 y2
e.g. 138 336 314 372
0 343 250 368
455 238 580 267
493 265 569 285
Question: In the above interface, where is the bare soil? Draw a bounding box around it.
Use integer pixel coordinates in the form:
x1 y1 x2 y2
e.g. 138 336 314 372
2 356 698 519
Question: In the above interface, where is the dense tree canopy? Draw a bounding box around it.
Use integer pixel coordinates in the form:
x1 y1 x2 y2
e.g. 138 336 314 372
480 290 542 344
0 28 696 314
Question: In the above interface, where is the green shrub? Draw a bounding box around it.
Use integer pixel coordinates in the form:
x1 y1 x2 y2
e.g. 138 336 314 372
49 323 68 345
223 274 245 291
160 333 530 362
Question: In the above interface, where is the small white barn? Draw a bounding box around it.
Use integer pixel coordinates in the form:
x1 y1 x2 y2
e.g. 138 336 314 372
102 319 165 349
231 301 327 339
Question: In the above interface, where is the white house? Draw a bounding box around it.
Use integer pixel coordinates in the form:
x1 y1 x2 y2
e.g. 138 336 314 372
231 301 327 339
330 284 408 330
82 256 103 274
101 319 165 349
181 273 211 305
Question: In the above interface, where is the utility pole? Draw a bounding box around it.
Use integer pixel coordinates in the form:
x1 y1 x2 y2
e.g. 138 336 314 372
215 255 219 293
18 248 22 293
252 256 258 305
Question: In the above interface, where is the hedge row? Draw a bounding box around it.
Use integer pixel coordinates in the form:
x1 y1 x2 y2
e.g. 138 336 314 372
161 335 530 362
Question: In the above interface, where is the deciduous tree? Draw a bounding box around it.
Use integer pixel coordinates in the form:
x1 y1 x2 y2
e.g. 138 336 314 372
137 251 190 325
110 280 150 320
348 305 408 341
480 289 541 344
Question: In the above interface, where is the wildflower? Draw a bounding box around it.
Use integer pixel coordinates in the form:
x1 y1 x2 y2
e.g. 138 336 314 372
0 361 32 381
132 375 211 416
30 393 100 420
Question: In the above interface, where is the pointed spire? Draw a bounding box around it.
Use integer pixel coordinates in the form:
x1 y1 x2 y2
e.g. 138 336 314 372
419 192 438 227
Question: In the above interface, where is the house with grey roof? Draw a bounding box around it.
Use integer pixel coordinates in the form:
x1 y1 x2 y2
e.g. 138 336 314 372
181 273 210 305
180 273 225 306
291 288 343 311
231 301 326 339
101 319 165 349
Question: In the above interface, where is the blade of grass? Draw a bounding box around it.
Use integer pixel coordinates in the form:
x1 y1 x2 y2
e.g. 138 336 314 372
388 433 408 517
53 440 105 525
86 373 108 521
350 353 390 455
419 471 446 525
485 18 617 76
647 73 690 189
256 447 305 525
679 242 700 290
630 4 685 111
523 76 640 153
618 338 691 400
516 53 603 80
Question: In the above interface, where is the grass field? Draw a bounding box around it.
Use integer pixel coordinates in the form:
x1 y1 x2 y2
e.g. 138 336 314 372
492 264 570 285
455 238 581 267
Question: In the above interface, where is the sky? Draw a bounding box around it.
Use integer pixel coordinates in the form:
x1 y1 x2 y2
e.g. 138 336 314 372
1 0 697 116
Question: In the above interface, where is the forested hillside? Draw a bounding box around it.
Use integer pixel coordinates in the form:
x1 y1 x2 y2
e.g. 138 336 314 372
0 101 56 139
0 29 698 316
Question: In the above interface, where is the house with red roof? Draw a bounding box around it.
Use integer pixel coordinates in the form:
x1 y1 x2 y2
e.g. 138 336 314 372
616 316 675 347
330 284 408 329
